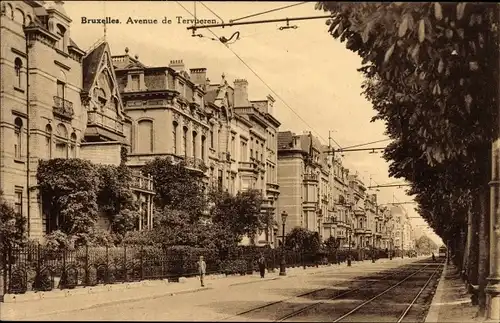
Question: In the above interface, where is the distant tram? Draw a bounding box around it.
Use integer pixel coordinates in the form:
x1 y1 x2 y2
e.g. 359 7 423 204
438 246 447 258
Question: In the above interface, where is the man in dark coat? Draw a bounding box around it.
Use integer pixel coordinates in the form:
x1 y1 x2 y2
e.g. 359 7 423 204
258 254 266 278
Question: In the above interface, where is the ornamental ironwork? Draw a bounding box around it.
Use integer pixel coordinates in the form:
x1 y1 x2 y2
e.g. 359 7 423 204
53 96 74 120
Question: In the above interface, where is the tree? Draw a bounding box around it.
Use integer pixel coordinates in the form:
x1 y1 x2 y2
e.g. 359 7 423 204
285 227 320 254
142 157 207 220
37 159 100 246
96 164 140 241
210 189 269 243
317 2 498 314
0 190 27 255
415 235 439 255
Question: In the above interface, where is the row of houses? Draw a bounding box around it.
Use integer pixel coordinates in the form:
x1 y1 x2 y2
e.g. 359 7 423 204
0 0 416 250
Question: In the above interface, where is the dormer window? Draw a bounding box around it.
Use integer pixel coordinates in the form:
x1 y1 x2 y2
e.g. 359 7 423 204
130 74 140 91
56 24 67 52
95 88 107 109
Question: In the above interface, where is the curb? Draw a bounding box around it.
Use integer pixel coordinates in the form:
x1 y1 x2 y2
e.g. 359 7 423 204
15 286 214 321
229 277 281 287
424 261 448 323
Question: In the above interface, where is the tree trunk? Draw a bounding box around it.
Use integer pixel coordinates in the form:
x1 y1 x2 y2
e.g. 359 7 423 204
463 206 472 282
478 186 491 317
468 206 480 301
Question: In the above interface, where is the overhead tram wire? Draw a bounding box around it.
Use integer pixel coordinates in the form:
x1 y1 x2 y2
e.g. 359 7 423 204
199 2 225 24
341 138 392 150
177 2 333 147
229 2 309 23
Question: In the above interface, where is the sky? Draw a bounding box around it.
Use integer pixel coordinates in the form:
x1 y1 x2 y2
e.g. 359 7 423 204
62 1 442 245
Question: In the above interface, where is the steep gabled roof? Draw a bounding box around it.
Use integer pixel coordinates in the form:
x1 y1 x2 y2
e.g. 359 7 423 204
204 89 218 105
278 131 294 149
82 42 106 92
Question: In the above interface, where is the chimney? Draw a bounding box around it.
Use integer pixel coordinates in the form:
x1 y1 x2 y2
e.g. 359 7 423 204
267 94 275 115
169 59 185 72
190 68 207 87
233 79 249 107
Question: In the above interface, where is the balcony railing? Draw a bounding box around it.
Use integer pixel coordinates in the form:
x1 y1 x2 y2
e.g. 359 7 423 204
184 156 206 172
53 96 74 119
266 183 280 192
130 173 154 192
303 173 318 182
238 161 258 172
87 110 124 134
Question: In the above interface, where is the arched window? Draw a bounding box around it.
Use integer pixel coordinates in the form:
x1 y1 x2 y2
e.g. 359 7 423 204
14 57 22 88
182 126 188 156
70 132 77 158
14 117 23 159
201 135 206 160
13 8 24 25
209 126 214 149
57 70 66 102
56 24 66 52
172 121 178 154
192 131 197 158
137 120 153 153
45 124 53 159
56 123 68 158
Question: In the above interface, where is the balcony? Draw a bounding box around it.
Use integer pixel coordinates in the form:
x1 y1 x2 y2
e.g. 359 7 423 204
303 173 318 182
354 228 367 234
266 183 280 194
53 96 74 120
354 208 366 216
130 173 154 193
87 110 124 134
184 156 207 172
238 161 259 173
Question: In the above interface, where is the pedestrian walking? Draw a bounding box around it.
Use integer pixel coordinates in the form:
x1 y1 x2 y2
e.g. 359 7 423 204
198 255 206 287
432 253 436 262
258 254 266 278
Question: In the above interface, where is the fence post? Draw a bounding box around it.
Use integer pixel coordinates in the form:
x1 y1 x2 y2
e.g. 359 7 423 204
105 246 109 284
84 244 89 286
60 248 66 290
123 245 127 282
140 246 144 281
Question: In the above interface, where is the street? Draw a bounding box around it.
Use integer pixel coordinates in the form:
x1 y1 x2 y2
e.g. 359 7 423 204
25 258 442 321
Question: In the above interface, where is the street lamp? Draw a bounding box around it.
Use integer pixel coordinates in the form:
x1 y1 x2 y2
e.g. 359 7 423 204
317 209 323 241
279 211 288 276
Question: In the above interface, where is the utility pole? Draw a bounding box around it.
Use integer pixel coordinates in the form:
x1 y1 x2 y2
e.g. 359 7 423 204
485 4 500 320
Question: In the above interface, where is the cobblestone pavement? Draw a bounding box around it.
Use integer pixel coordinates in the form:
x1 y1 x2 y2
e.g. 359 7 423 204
3 257 431 321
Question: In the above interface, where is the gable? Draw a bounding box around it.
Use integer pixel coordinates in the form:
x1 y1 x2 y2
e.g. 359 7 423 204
82 41 125 118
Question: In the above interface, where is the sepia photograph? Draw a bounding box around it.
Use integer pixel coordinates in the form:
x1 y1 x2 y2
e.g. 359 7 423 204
0 1 499 322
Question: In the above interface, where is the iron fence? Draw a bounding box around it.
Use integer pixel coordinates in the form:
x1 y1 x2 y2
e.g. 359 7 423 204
1 244 394 296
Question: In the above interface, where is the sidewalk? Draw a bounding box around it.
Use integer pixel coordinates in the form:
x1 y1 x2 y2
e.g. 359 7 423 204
425 262 479 323
0 257 419 320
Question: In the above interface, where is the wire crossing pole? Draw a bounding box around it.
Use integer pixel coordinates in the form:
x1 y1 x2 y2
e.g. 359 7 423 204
186 15 332 31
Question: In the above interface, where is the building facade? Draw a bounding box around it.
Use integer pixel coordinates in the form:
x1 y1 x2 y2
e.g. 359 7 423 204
111 52 282 247
0 0 154 240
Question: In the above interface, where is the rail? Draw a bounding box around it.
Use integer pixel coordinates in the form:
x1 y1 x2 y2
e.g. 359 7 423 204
87 110 124 134
53 96 74 119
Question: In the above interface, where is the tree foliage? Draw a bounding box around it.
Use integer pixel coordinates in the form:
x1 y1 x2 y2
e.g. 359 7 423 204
285 227 321 254
37 159 140 246
317 2 498 253
0 190 27 254
210 188 269 242
96 164 140 239
415 235 439 254
37 159 100 246
142 157 207 220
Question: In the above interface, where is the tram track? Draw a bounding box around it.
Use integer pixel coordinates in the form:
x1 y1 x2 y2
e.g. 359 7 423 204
220 260 436 322
330 263 443 322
